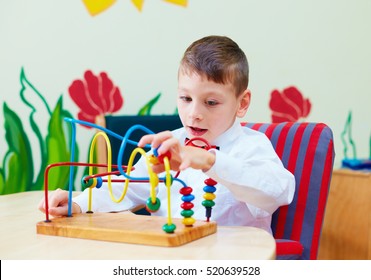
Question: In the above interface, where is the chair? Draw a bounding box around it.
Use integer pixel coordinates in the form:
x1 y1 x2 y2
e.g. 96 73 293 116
243 122 335 260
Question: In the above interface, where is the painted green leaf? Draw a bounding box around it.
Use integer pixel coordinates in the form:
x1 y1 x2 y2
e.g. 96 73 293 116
45 96 78 191
0 103 33 194
19 68 52 189
0 169 4 192
137 92 161 116
81 138 99 191
341 111 357 159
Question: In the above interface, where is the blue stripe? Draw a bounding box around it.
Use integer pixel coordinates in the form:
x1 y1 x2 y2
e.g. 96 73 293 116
282 123 316 238
280 124 299 170
269 122 287 148
271 123 299 231
299 126 333 259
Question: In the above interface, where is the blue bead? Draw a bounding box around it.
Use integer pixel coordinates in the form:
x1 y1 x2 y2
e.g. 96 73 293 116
203 186 216 193
153 146 160 157
181 194 195 202
96 177 103 189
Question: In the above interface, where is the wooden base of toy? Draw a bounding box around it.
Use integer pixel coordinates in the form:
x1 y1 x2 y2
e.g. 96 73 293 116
36 212 217 247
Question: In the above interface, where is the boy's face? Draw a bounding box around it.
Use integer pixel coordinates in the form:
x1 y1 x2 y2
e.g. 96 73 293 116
177 71 250 143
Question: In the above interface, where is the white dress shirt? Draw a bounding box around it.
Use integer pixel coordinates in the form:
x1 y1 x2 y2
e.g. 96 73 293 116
73 120 295 233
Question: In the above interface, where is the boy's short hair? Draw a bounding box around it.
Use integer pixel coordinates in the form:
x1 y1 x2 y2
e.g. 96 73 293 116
179 35 249 96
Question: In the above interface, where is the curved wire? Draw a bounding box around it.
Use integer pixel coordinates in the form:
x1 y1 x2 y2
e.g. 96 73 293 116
87 132 112 210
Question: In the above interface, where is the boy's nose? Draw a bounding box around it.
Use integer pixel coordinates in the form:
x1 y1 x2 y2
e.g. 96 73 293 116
188 103 203 121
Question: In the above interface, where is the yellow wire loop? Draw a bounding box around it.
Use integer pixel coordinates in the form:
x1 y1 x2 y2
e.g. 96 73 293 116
86 133 174 228
87 132 112 211
117 147 159 204
163 156 173 226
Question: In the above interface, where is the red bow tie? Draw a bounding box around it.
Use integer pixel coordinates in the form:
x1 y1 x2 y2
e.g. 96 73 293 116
185 137 219 150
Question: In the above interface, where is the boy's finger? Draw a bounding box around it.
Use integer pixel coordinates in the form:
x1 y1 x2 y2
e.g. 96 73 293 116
49 206 68 217
37 199 45 212
151 164 165 174
179 158 191 170
149 131 174 149
48 190 67 208
157 138 179 155
138 134 154 147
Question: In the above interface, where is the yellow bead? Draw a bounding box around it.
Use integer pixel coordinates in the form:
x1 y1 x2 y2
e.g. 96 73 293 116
182 217 196 226
203 193 216 200
149 155 159 165
90 178 97 188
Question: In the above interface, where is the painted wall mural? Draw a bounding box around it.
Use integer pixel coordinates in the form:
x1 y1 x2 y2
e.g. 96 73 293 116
269 86 311 123
340 111 371 170
82 0 188 16
68 70 166 128
68 70 124 126
0 69 78 195
0 68 168 195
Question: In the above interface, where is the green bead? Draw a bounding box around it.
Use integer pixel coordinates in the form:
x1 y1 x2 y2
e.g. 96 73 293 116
81 176 93 188
163 223 176 233
145 197 161 212
202 200 215 207
181 209 194 217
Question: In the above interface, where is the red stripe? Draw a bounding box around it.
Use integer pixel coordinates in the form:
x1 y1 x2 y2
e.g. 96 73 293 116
287 124 308 173
264 123 276 139
309 139 334 259
275 123 294 158
291 125 325 240
276 240 304 256
274 123 308 238
250 123 264 130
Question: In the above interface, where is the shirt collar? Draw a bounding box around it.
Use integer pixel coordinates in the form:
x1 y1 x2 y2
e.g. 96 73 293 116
212 119 243 149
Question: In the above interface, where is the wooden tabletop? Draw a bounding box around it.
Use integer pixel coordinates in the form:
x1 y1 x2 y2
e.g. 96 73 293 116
0 191 276 260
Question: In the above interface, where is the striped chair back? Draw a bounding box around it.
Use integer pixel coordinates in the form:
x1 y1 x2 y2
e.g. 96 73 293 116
243 122 335 260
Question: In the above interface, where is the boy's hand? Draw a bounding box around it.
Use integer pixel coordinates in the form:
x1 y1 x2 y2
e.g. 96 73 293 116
37 188 81 217
138 131 215 173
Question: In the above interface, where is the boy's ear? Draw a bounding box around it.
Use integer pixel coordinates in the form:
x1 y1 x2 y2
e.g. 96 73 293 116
236 89 251 118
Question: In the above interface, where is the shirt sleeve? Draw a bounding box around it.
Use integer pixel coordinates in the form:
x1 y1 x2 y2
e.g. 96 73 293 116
204 132 295 215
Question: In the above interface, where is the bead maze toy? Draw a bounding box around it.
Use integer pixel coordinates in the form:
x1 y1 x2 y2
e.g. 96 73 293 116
36 118 217 246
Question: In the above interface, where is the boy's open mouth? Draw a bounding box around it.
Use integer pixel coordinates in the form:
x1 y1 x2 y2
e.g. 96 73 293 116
189 126 207 136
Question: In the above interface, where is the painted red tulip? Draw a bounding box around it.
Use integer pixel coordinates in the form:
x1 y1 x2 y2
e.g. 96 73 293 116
269 86 311 123
68 70 123 127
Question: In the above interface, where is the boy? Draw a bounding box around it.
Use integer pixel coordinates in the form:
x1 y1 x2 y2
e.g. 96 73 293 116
38 35 295 234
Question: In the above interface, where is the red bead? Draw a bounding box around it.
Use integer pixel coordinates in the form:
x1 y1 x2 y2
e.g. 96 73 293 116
157 150 172 163
181 202 194 210
204 178 217 186
179 186 193 195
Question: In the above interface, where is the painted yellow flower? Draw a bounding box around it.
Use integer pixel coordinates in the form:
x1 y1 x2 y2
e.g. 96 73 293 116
82 0 188 16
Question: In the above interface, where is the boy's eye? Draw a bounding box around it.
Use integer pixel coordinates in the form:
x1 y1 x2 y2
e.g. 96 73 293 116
180 96 192 102
206 100 218 106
